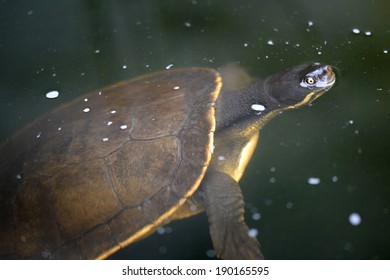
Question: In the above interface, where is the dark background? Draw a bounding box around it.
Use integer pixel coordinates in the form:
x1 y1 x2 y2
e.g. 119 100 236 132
0 0 389 259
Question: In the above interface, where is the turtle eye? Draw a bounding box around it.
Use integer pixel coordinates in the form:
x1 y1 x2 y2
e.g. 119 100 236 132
304 76 317 85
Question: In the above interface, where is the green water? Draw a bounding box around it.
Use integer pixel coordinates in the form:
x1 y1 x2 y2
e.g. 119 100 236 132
1 0 389 259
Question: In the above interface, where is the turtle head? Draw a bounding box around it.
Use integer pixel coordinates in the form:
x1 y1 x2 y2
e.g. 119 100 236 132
265 63 336 109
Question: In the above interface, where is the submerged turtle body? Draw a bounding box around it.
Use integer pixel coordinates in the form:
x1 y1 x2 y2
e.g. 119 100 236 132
0 63 336 259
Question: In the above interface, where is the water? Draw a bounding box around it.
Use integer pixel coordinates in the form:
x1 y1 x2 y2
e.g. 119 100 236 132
1 0 389 259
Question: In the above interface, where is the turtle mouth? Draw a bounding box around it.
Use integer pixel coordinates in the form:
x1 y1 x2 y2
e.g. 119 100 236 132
322 68 336 91
311 65 336 100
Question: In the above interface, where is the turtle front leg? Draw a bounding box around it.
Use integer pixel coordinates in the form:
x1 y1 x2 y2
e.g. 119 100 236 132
202 171 264 259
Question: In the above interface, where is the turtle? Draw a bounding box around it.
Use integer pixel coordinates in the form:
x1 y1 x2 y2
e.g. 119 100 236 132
0 62 336 259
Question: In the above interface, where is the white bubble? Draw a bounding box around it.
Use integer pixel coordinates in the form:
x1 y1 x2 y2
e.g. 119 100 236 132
83 108 90 113
173 86 180 90
46 91 59 99
332 176 338 182
84 98 88 102
107 121 113 126
157 227 165 234
244 43 249 47
251 104 266 112
248 228 258 238
365 31 372 36
102 137 109 142
348 212 361 226
270 166 276 172
184 22 191 27
307 177 321 185
308 20 314 27
36 132 42 138
120 124 128 130
352 28 360 34
252 213 261 220
94 49 100 54
384 50 388 54
286 202 293 209
218 155 225 161
165 64 174 70
110 110 117 114
122 65 127 69
267 40 274 46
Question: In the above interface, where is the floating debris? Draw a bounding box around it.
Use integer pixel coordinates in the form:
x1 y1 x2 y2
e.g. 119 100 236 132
165 64 174 70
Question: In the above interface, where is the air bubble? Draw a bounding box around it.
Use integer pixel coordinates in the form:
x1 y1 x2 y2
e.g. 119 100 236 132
348 212 361 226
307 177 320 185
352 28 360 34
46 91 59 99
248 228 258 238
252 213 261 220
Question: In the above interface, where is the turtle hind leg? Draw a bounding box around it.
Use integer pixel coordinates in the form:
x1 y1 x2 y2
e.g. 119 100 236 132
203 171 264 260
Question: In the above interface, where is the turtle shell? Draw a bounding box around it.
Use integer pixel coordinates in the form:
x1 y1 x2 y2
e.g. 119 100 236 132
0 68 222 259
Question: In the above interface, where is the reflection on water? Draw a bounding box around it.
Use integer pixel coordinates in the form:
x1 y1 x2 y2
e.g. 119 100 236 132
0 0 390 259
